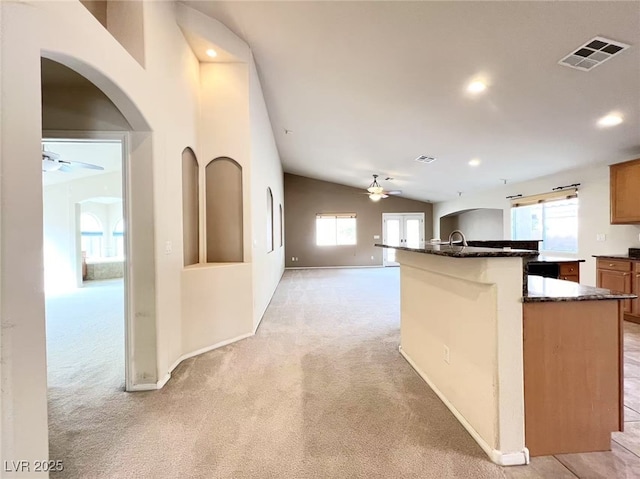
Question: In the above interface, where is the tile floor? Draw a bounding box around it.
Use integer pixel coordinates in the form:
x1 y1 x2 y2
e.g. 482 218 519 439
505 321 640 478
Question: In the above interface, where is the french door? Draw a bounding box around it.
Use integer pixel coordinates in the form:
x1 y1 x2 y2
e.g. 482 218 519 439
382 213 425 266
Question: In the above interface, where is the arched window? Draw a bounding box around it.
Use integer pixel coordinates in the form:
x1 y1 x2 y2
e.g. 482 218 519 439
81 213 103 259
182 147 199 266
267 188 274 253
206 157 243 262
113 218 125 258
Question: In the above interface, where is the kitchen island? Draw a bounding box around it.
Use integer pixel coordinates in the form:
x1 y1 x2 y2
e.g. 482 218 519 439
376 244 635 465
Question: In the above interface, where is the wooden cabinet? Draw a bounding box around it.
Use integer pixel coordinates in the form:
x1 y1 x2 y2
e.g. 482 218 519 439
610 158 640 224
523 300 622 455
559 262 580 283
597 258 637 321
634 262 640 317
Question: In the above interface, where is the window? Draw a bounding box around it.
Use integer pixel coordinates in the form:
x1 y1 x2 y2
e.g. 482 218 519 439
316 214 357 246
511 190 578 253
267 188 274 252
81 213 103 259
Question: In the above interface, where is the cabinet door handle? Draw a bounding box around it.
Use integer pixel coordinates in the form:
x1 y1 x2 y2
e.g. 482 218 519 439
623 273 631 276
609 263 615 267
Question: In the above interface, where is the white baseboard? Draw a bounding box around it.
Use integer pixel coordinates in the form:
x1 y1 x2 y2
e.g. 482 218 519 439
156 332 254 389
127 383 158 392
156 373 171 389
399 346 529 467
285 265 383 270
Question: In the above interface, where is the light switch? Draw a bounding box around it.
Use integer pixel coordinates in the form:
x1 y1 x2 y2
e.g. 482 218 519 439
596 233 606 242
165 241 172 254
373 235 380 240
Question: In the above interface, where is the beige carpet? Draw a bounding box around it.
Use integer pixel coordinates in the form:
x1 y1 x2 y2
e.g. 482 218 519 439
48 268 511 478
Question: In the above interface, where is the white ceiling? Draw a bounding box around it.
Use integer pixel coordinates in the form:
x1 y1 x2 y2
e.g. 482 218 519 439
184 1 640 202
42 140 122 186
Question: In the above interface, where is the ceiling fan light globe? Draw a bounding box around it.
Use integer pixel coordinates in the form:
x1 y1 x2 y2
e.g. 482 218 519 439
369 193 383 202
368 186 384 194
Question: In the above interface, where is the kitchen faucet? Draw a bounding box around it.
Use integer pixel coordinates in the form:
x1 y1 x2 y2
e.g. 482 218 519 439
448 230 468 247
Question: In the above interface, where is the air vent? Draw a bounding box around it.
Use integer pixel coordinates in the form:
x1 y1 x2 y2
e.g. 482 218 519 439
415 155 436 164
559 36 630 71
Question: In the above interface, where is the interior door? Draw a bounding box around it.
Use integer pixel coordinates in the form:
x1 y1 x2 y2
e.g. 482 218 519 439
382 213 425 266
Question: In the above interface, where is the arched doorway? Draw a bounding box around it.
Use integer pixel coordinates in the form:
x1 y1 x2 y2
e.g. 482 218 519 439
41 57 156 392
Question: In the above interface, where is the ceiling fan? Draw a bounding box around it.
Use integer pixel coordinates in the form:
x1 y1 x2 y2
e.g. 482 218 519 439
42 148 105 173
366 174 401 202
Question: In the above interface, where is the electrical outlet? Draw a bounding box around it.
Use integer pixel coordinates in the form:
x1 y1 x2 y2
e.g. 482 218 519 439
164 241 172 255
596 233 606 242
371 255 374 260
443 345 450 364
373 235 380 240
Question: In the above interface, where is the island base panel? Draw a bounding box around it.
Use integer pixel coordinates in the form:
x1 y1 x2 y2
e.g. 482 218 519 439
523 300 621 456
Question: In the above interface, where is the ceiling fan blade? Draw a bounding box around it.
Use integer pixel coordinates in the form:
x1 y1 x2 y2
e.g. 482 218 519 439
63 160 105 171
386 190 402 195
42 151 60 160
58 164 73 173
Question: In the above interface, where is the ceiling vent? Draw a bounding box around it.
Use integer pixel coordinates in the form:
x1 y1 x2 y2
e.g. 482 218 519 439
415 155 436 164
559 36 630 71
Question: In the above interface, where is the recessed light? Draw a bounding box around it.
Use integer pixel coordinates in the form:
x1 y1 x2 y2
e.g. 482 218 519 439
467 81 487 94
206 49 217 58
468 158 481 167
597 114 623 127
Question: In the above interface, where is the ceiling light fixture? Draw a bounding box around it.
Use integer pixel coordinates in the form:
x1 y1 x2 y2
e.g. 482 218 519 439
468 158 481 167
467 80 487 94
206 49 218 58
367 175 384 195
366 175 389 201
597 113 623 127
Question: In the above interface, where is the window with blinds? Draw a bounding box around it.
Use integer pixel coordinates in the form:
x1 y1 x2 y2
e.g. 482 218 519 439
511 189 578 253
316 214 357 246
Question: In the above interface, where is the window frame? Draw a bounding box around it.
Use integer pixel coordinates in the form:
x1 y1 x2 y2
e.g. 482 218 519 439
315 213 357 247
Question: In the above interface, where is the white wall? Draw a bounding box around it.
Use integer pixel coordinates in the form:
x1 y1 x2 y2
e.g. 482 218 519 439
433 164 640 286
456 209 503 240
249 55 285 329
1 1 198 472
43 170 122 293
1 1 285 471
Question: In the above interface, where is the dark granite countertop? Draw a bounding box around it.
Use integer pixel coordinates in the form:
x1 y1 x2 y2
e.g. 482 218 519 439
530 255 585 264
524 275 637 303
375 243 538 258
593 254 640 261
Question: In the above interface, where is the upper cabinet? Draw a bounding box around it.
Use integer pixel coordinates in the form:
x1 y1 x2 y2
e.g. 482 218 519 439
610 158 640 224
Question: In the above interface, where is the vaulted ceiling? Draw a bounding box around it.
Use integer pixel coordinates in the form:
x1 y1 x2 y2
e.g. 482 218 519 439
190 1 640 202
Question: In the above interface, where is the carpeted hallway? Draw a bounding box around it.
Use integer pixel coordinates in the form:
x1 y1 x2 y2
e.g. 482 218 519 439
52 268 617 478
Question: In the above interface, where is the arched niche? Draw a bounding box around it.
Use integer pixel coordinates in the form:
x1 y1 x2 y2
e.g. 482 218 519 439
206 157 243 262
182 147 199 266
267 187 274 253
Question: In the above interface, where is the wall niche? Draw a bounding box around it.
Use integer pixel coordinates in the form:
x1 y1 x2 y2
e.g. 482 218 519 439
205 157 243 262
181 147 199 266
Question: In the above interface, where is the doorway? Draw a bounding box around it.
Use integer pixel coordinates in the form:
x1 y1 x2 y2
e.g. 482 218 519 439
42 134 130 391
382 213 425 266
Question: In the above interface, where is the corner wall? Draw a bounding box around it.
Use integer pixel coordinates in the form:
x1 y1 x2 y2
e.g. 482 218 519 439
284 173 433 268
